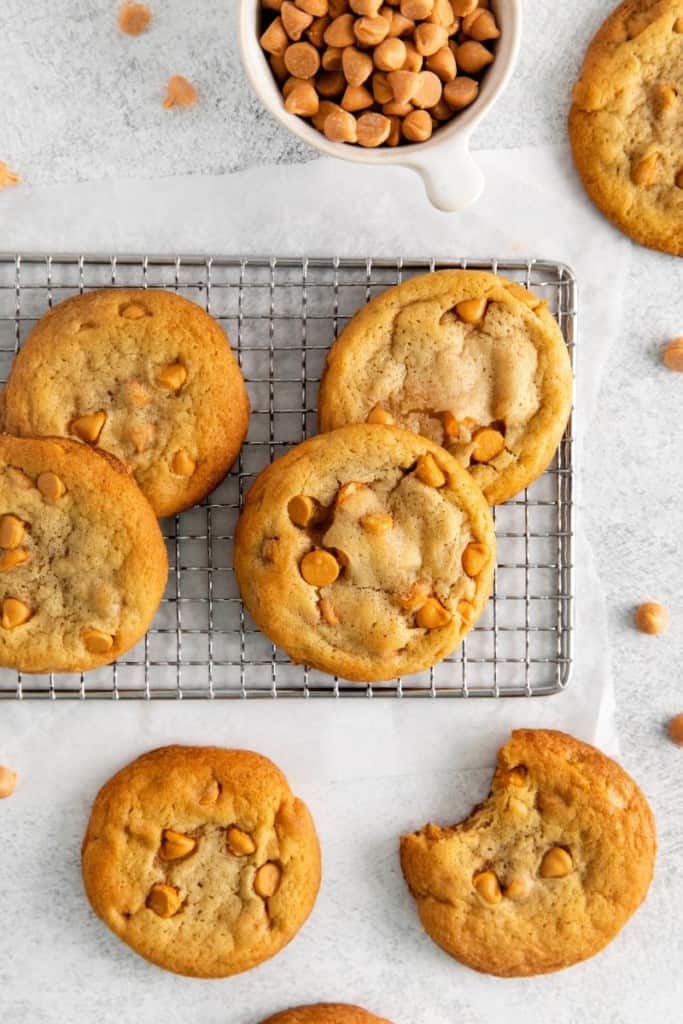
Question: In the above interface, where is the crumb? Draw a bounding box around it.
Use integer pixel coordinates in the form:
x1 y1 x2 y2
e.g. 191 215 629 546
118 2 152 35
0 162 20 189
163 75 198 109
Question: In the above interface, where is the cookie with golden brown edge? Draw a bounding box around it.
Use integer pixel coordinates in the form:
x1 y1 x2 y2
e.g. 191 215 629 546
3 288 250 517
235 424 495 683
82 745 321 978
260 1006 393 1024
569 0 683 256
400 729 656 977
318 270 573 505
0 435 167 673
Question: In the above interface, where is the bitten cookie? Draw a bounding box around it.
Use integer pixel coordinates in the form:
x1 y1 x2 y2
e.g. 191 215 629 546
3 288 250 517
400 729 656 977
569 0 683 256
235 424 495 682
0 435 167 673
82 745 321 978
260 1006 393 1024
318 271 573 505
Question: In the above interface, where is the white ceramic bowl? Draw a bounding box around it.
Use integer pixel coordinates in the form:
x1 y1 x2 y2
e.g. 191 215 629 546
239 1 521 212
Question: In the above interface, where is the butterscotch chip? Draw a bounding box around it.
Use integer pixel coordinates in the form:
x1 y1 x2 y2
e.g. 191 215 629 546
36 471 66 502
284 40 321 78
343 46 374 86
281 1 314 40
461 541 488 577
1 597 31 629
471 427 505 463
82 745 321 977
158 362 188 391
400 729 657 976
163 75 198 109
668 713 683 745
159 829 197 861
415 452 445 487
226 826 257 856
387 69 419 103
0 161 20 188
288 494 319 527
118 2 152 35
412 69 442 108
454 40 494 74
298 0 329 15
147 883 182 918
82 628 115 654
0 765 17 799
402 108 432 141
0 548 30 572
539 846 573 879
324 12 355 46
0 514 25 549
354 14 391 46
443 76 479 109
374 37 407 71
261 16 290 55
318 270 573 504
254 862 283 898
356 111 392 144
569 0 683 255
633 601 668 635
300 549 341 586
234 425 495 681
324 107 358 141
662 337 683 371
462 8 500 41
455 296 487 323
473 871 501 905
70 411 107 444
366 403 394 425
286 81 320 114
342 83 374 112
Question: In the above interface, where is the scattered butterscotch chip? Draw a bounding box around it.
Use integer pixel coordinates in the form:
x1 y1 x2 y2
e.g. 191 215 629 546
70 411 107 444
662 337 683 372
0 162 20 188
157 362 187 391
163 75 198 109
366 404 394 425
0 765 17 799
171 449 196 476
471 427 505 463
118 2 152 36
146 882 182 918
415 452 445 488
634 601 668 635
455 297 487 323
505 877 531 900
0 549 30 572
461 541 488 578
668 713 683 746
319 597 340 625
0 514 25 550
254 861 282 898
399 578 431 611
288 494 318 527
360 511 393 535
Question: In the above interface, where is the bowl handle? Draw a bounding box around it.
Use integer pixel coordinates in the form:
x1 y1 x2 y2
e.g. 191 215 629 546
405 135 484 213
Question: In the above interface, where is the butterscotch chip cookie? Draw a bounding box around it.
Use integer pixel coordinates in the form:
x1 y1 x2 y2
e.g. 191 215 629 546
400 729 656 977
0 435 167 673
260 1006 393 1024
82 745 321 978
235 424 495 682
3 289 249 517
318 271 573 504
569 0 683 256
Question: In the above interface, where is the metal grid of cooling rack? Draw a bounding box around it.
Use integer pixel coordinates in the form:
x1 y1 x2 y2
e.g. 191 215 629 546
0 253 575 700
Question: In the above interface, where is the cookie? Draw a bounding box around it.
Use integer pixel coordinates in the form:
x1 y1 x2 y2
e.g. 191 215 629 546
235 424 495 682
0 435 167 674
318 271 573 505
400 729 656 977
260 1006 393 1024
82 745 321 978
569 0 683 256
3 288 250 517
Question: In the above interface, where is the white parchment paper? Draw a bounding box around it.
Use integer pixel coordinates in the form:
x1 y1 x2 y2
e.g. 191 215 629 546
0 145 632 1023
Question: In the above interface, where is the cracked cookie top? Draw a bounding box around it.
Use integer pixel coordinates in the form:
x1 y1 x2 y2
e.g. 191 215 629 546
81 745 321 978
0 435 167 673
400 729 656 977
235 424 495 682
569 0 683 255
3 288 250 517
318 271 572 505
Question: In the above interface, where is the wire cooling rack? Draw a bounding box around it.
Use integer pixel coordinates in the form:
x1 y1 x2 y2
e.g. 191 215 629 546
0 254 575 700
